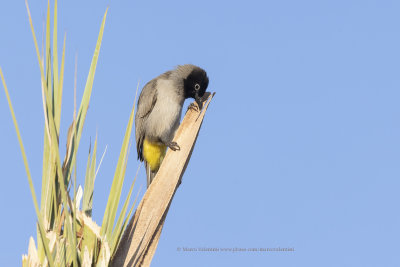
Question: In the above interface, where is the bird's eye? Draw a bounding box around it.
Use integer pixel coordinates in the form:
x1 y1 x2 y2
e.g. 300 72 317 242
194 83 200 91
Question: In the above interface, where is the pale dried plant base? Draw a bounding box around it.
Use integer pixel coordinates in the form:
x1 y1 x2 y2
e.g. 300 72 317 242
22 212 108 267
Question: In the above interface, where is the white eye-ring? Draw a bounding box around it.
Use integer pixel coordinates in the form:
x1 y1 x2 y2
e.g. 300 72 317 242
194 83 200 91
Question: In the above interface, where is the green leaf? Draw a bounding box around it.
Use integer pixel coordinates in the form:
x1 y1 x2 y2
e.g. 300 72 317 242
83 136 98 216
58 32 66 123
25 1 77 265
101 83 138 240
0 67 54 267
110 162 139 253
63 8 108 185
110 169 141 254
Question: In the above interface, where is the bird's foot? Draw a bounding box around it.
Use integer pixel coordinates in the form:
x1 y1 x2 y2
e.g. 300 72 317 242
188 103 199 112
167 141 180 151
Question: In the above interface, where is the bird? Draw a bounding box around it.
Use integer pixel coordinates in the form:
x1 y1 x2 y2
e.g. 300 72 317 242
135 64 210 187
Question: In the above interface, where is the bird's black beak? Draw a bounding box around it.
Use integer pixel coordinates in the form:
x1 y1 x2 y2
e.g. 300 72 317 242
195 94 203 110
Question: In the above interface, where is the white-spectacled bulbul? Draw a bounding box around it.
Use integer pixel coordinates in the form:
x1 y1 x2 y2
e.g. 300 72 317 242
135 64 210 187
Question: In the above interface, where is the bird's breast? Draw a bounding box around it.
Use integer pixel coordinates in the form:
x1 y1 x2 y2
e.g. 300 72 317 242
145 79 184 142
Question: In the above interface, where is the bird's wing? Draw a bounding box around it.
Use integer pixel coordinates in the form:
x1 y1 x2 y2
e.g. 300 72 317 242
135 79 157 161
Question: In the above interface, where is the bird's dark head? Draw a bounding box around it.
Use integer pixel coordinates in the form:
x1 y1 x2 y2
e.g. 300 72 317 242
183 67 209 109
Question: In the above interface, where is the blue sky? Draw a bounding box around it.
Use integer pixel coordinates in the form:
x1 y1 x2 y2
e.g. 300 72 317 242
1 0 400 266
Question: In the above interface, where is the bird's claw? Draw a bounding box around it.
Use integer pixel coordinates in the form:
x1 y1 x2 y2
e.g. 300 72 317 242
188 103 199 112
167 141 180 151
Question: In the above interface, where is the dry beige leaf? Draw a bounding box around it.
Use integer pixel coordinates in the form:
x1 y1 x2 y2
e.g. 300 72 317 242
27 237 40 267
82 246 92 267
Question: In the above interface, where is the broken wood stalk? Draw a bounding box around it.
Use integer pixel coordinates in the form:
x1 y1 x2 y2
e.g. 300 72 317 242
111 93 215 267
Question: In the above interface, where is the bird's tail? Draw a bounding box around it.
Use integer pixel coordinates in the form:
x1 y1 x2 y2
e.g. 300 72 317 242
145 161 157 188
